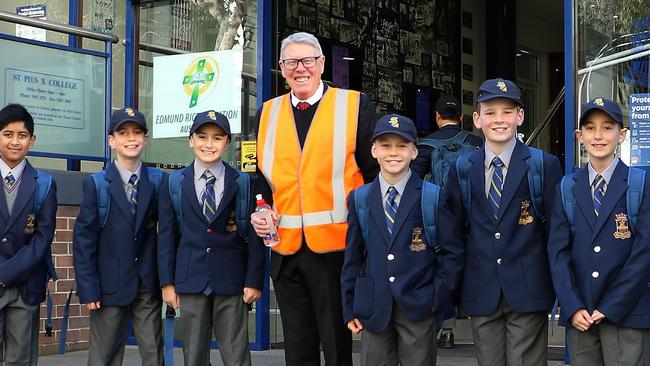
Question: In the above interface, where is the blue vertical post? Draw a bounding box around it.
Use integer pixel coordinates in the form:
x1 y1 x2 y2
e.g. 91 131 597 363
124 0 137 107
105 41 113 163
68 0 80 170
252 0 272 352
564 0 576 174
562 4 575 364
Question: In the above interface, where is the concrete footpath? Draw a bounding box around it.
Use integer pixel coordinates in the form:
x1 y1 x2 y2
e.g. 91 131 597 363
38 345 567 365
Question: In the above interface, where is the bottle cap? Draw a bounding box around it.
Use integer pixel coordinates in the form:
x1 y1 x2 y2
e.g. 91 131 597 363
255 194 263 201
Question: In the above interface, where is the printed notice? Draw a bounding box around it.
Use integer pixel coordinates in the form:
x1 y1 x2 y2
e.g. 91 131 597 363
629 93 650 166
5 68 84 129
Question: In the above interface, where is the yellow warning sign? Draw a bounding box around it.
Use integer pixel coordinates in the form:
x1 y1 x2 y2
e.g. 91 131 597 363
241 140 257 173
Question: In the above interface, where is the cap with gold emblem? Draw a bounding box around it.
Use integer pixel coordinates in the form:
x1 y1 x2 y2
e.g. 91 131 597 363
476 78 523 107
189 110 231 139
372 113 417 143
579 97 623 127
109 107 147 133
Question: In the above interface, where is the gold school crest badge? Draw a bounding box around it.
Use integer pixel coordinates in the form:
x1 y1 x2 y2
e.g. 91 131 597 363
208 110 218 120
497 80 508 92
518 200 534 225
25 214 36 234
614 213 631 239
125 108 135 117
226 211 238 233
594 97 604 106
410 227 426 252
389 116 400 128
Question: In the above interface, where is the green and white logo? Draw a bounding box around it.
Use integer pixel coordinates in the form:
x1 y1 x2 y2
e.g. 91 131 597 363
182 56 220 108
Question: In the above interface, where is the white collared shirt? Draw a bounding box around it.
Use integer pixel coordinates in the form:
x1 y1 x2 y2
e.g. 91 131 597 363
483 138 517 197
290 81 324 107
0 158 26 187
193 159 226 206
588 156 619 193
378 169 412 208
114 159 142 201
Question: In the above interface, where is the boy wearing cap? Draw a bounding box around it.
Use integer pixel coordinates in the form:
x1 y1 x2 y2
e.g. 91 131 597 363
158 110 264 366
0 104 57 365
341 114 450 365
439 79 562 365
74 107 164 365
548 97 650 365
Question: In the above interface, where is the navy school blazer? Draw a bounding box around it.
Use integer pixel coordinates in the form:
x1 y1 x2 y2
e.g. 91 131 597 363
0 161 57 305
157 162 264 295
439 141 562 316
341 174 450 333
73 163 164 306
548 161 650 328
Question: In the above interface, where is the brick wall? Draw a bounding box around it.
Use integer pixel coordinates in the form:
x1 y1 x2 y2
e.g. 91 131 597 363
38 205 90 355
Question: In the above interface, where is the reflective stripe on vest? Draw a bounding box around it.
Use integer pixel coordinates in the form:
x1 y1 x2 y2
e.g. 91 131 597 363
258 87 363 254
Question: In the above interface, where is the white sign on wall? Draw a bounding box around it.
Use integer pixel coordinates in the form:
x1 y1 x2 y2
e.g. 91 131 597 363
16 4 46 42
153 50 243 139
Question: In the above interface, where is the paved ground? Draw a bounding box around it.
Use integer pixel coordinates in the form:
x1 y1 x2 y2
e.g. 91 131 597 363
39 345 568 365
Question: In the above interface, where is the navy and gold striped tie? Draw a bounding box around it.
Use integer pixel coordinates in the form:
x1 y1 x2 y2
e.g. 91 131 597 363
592 174 606 216
128 174 138 215
488 157 504 219
4 172 15 188
201 170 217 222
385 186 398 234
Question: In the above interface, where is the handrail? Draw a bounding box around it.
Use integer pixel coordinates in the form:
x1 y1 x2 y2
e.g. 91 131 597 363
525 86 565 146
139 41 189 55
0 10 119 44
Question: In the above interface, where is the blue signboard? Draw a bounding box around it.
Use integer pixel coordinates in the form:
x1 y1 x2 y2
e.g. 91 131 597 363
629 93 650 166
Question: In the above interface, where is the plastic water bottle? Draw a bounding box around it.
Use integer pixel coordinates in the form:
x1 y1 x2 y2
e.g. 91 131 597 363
255 194 280 247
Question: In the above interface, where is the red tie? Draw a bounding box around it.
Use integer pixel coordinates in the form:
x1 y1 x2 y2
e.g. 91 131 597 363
297 101 311 110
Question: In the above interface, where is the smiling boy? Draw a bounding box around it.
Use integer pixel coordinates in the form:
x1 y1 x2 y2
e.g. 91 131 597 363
439 79 562 366
0 104 57 365
341 114 448 365
158 110 264 366
548 98 650 365
73 108 165 366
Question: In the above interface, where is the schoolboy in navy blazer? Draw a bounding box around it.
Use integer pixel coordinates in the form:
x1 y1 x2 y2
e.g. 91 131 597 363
342 114 448 365
157 161 263 295
439 79 562 366
73 108 164 365
548 98 650 365
0 104 57 365
158 111 264 366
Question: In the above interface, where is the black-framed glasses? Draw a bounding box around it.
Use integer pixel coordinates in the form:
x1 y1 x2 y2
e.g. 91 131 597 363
280 56 322 70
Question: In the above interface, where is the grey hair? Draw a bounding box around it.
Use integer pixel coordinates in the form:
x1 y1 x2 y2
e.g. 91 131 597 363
280 32 323 59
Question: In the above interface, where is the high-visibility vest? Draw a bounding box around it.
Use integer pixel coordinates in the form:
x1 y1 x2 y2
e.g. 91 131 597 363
257 87 364 254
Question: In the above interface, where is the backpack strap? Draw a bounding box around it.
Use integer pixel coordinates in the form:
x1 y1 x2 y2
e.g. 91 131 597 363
353 184 371 245
560 175 576 235
147 167 163 199
526 147 545 222
235 172 251 241
168 170 184 228
627 167 645 232
91 171 110 229
421 182 441 253
164 305 176 366
34 171 56 280
455 152 473 216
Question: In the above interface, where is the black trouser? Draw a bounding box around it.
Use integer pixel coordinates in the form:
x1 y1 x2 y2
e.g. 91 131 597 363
273 245 353 366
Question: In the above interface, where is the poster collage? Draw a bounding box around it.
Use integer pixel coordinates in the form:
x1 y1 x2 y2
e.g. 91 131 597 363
284 0 460 118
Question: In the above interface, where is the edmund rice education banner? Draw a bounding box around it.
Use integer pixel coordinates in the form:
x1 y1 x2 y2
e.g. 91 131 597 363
153 49 243 138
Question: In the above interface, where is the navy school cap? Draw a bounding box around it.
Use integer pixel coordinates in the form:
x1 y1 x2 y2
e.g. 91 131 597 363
579 97 623 127
189 110 231 138
435 94 461 116
109 107 147 133
476 78 523 107
372 114 417 143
